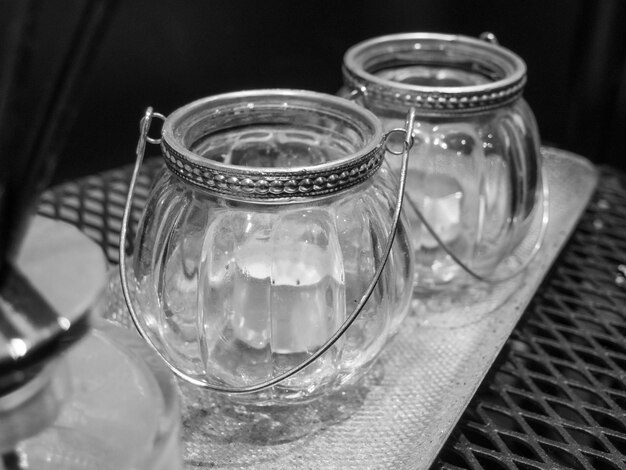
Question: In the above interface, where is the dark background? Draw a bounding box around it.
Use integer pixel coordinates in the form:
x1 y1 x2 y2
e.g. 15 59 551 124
5 0 626 185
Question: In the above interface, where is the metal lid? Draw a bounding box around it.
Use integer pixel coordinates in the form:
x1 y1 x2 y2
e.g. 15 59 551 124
343 32 527 114
161 89 385 202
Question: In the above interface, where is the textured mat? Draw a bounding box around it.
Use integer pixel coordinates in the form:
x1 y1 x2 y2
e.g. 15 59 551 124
41 148 598 469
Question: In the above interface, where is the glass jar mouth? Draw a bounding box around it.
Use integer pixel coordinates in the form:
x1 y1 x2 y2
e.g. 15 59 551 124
161 89 386 201
343 33 527 113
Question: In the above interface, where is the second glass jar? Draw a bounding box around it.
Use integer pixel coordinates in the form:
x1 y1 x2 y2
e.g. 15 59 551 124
343 32 544 291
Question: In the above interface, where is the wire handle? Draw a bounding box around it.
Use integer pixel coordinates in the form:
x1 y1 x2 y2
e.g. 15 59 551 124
405 169 549 284
119 107 416 393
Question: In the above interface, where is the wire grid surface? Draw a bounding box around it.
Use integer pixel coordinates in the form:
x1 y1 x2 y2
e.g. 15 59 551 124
37 150 608 469
432 168 626 469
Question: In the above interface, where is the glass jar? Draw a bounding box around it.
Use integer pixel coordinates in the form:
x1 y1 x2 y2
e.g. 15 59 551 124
122 90 414 404
343 33 544 292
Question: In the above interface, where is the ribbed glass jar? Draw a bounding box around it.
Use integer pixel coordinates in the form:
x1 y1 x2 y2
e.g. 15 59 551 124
343 33 543 291
124 90 414 404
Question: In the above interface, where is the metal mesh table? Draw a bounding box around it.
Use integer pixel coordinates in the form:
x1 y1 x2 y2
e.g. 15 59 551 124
38 158 626 469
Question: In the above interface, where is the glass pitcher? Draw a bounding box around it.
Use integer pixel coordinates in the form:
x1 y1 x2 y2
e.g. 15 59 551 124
342 32 546 294
120 89 414 404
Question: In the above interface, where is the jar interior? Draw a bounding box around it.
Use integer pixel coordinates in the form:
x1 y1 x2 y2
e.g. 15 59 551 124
173 97 378 169
375 65 492 88
189 124 355 168
354 38 516 89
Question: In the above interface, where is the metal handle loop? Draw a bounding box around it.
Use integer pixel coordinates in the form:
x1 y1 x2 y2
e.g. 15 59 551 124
345 85 368 104
479 31 500 45
119 107 415 394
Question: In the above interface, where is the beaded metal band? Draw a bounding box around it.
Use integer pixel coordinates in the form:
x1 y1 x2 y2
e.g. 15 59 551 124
343 67 526 113
343 33 528 114
161 139 386 201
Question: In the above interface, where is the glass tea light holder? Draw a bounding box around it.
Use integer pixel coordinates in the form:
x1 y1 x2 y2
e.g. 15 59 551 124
342 32 549 303
120 90 415 404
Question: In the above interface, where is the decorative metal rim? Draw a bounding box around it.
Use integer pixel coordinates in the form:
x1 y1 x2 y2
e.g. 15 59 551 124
162 140 385 201
343 32 527 114
161 89 385 201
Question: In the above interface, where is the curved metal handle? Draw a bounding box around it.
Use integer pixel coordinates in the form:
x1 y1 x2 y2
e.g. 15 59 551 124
344 84 368 107
405 169 549 284
119 107 416 394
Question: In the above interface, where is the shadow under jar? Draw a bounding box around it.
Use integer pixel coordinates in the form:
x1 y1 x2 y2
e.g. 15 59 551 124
124 90 414 405
343 33 544 294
